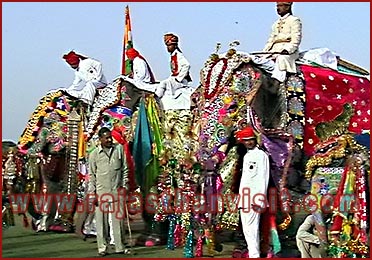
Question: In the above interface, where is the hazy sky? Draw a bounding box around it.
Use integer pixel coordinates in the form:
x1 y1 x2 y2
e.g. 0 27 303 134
2 2 370 142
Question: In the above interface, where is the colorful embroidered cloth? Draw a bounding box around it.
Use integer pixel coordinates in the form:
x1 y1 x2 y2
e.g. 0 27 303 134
311 166 343 242
300 65 370 156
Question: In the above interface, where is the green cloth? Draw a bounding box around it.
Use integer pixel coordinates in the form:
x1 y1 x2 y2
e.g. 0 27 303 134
144 97 164 194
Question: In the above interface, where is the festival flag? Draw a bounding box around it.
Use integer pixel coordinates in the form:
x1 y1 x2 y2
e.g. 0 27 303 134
121 5 133 76
54 96 70 116
103 106 132 120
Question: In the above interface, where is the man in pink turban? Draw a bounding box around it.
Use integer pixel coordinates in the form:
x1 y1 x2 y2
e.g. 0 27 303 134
234 126 270 258
62 50 108 106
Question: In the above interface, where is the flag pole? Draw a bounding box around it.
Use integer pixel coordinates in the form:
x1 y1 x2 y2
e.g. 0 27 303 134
121 5 132 75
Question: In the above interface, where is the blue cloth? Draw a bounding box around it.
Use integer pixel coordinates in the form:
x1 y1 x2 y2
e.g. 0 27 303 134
355 133 370 150
132 99 153 189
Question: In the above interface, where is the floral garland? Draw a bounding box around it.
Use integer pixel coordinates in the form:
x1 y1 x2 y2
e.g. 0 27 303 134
18 91 64 152
201 51 252 101
203 58 228 100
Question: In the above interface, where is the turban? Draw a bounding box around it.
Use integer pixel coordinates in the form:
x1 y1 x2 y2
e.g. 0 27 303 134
164 33 179 46
126 48 140 60
63 51 80 65
235 126 256 141
277 2 293 6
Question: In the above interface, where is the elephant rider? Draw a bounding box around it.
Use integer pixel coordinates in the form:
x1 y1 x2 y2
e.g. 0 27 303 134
121 47 157 92
62 50 108 107
264 2 302 85
155 33 194 110
251 2 302 88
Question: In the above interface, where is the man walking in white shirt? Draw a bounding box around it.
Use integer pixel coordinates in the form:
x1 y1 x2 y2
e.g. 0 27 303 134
235 126 270 258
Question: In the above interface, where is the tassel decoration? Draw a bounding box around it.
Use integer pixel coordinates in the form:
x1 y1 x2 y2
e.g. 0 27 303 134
174 223 182 247
166 215 176 250
195 235 203 257
205 228 215 257
183 229 194 258
270 214 281 254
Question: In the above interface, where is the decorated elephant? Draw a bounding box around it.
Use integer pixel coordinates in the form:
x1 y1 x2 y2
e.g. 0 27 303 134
15 76 162 234
183 44 370 257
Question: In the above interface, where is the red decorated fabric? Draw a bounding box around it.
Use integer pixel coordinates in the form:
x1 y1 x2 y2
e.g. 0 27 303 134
171 53 178 76
301 64 370 156
112 126 137 192
63 51 80 65
235 126 256 141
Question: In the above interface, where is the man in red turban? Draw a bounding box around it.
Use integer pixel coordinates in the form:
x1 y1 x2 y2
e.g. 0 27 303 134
235 126 256 143
124 48 155 84
120 47 158 94
63 51 81 68
234 126 270 258
62 50 108 106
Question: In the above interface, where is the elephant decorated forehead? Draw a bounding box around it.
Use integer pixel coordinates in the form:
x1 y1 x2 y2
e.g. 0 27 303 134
231 63 260 94
200 48 252 100
305 133 368 180
313 134 348 155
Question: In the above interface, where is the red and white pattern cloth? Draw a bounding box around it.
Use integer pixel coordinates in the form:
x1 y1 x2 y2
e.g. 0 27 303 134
301 64 370 156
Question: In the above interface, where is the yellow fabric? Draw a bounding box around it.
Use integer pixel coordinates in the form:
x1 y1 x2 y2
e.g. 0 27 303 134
78 119 86 159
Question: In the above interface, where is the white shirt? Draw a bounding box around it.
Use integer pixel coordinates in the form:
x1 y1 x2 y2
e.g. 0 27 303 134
69 58 107 90
238 146 270 209
132 56 152 83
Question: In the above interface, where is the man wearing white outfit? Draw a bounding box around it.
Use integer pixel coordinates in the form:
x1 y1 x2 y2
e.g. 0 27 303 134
262 2 302 84
235 126 270 258
155 33 193 110
63 51 107 106
121 47 156 93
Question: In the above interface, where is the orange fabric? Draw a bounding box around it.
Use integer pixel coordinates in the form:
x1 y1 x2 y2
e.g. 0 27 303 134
164 33 178 46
